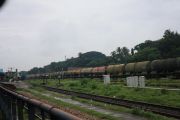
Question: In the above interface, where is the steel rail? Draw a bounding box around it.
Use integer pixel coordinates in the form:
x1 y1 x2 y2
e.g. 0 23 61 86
43 85 180 119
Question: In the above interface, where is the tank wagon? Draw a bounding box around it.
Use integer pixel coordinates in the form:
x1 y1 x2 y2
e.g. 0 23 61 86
92 66 106 77
176 57 180 71
27 57 180 79
107 64 125 77
80 68 93 78
125 63 136 76
135 61 151 76
151 59 166 75
73 69 81 78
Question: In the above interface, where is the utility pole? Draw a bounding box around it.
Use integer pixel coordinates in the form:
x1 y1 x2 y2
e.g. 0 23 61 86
15 69 18 81
59 68 63 85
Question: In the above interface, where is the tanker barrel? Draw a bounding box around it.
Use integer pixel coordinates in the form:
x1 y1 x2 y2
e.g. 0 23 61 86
164 58 177 72
151 59 166 73
134 61 151 73
176 57 180 71
107 64 125 75
125 63 136 75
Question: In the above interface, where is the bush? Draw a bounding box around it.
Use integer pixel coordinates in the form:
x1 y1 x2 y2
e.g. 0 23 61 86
132 108 142 115
80 79 89 86
91 84 97 89
68 83 76 87
134 88 141 92
161 89 168 94
117 95 126 99
71 96 75 99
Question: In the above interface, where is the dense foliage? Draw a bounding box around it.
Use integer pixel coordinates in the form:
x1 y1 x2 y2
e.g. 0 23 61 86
28 51 107 74
28 30 180 74
110 29 180 63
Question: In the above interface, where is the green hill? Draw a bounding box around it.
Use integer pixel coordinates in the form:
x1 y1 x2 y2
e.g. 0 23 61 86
28 51 107 74
28 29 180 74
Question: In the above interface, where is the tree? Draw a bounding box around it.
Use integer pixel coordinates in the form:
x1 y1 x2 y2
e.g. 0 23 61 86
131 48 134 55
78 52 82 58
158 29 180 58
133 47 160 61
110 47 130 64
110 51 117 63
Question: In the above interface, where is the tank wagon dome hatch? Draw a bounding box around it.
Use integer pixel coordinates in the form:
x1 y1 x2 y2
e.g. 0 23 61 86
134 61 151 75
125 63 136 75
107 64 125 75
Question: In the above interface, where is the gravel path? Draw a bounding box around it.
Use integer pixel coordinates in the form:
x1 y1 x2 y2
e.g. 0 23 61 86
53 96 146 120
7 81 30 88
40 92 147 120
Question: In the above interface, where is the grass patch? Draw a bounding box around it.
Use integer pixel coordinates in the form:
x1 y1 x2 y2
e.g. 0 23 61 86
17 87 119 120
25 78 180 108
146 78 180 88
17 85 174 120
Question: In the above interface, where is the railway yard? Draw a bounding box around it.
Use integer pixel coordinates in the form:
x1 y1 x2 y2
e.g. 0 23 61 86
1 0 180 119
6 56 179 119
2 78 178 120
1 57 180 120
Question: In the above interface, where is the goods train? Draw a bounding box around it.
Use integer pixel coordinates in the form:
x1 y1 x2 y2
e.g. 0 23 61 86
27 57 180 79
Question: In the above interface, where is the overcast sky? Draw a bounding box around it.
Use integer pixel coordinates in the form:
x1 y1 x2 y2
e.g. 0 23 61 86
0 0 180 71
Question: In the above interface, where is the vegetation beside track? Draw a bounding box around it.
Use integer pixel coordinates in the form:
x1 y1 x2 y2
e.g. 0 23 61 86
146 79 180 88
27 78 180 108
17 86 174 120
17 87 118 120
72 97 174 120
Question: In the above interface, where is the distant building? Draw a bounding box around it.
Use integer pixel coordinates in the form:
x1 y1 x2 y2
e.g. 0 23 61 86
0 68 3 73
0 69 4 80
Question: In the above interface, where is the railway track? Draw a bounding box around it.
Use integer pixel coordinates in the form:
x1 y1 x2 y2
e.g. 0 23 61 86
43 85 180 119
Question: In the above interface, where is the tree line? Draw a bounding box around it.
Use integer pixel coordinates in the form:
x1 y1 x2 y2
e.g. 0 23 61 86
28 29 180 74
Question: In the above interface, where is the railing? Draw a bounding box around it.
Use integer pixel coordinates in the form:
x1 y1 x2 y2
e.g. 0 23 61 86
0 86 80 120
